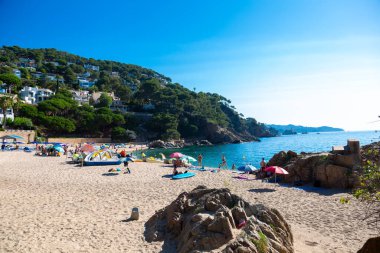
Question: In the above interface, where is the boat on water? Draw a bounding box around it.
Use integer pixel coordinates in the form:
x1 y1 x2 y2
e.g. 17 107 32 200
84 150 121 166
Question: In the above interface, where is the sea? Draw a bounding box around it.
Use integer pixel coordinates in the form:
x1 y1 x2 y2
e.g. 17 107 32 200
143 131 380 168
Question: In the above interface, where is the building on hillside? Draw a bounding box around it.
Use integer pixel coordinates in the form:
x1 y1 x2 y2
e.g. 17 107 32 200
18 58 36 68
91 91 118 103
19 86 54 104
45 74 64 83
110 100 128 113
71 90 90 105
84 64 100 71
123 80 139 92
143 102 155 111
78 79 96 89
31 72 44 79
0 108 14 125
25 67 36 72
46 61 59 66
110 71 119 77
82 72 91 78
12 69 21 78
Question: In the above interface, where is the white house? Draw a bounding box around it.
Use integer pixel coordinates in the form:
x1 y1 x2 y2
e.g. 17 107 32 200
71 90 90 105
0 108 14 125
84 64 100 71
19 86 54 104
13 69 21 78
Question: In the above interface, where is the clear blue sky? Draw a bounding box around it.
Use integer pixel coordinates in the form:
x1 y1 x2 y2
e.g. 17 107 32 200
1 0 380 130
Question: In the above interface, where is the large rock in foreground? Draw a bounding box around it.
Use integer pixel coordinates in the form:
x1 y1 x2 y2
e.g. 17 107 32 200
357 236 380 253
144 186 294 253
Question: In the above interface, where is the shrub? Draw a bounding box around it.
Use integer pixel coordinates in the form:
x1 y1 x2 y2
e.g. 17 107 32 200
111 127 137 142
162 128 180 141
251 231 268 253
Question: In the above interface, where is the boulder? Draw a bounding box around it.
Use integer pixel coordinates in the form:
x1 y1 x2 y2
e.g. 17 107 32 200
268 150 297 167
148 140 165 148
144 186 294 253
357 236 380 253
199 139 213 146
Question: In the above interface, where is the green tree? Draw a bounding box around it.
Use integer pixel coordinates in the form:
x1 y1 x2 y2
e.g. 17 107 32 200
162 129 180 141
115 85 132 102
111 127 137 142
96 93 112 108
0 73 21 93
41 116 76 134
19 68 31 79
63 67 77 85
8 117 33 129
112 113 125 127
0 96 14 128
18 104 38 119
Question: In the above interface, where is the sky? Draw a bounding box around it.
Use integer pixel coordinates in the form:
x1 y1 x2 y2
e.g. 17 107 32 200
1 0 379 130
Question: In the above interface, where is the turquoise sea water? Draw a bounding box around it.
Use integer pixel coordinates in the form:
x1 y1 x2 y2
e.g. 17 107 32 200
143 131 380 168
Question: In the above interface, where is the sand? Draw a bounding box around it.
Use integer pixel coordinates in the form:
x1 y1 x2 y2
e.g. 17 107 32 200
0 152 377 253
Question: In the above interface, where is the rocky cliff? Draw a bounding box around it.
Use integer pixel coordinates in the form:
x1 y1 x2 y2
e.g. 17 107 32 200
145 186 294 253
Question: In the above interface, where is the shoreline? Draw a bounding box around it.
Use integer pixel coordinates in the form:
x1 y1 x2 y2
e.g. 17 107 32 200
0 152 377 252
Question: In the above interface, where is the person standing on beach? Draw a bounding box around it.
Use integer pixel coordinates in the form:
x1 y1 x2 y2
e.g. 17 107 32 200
197 154 203 166
260 158 267 176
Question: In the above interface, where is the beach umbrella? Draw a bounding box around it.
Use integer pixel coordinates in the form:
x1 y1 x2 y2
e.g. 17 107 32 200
238 164 258 173
265 166 289 183
81 144 95 153
54 146 64 153
181 155 197 162
170 152 184 158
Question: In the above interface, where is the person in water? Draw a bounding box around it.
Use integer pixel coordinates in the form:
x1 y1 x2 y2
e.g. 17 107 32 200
219 155 227 168
197 154 203 166
231 163 236 170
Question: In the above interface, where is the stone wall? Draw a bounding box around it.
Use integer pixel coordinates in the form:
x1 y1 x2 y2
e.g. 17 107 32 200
0 129 35 143
48 137 112 144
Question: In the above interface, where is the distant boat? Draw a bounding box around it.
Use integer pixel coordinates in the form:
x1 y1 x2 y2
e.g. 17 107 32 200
301 132 308 134
316 132 320 134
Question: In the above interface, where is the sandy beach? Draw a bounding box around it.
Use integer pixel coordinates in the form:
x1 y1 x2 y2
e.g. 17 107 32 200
0 152 377 253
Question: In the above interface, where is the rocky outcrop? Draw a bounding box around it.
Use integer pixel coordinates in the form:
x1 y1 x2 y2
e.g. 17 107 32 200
205 123 258 144
145 186 294 253
357 236 380 253
268 151 360 188
267 151 298 167
148 140 185 149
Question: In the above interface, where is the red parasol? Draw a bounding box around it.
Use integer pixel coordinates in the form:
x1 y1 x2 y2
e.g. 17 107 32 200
264 166 289 183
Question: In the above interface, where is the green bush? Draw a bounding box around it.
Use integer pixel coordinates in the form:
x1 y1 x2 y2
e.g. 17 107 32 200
162 128 180 141
251 231 268 253
111 127 137 142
